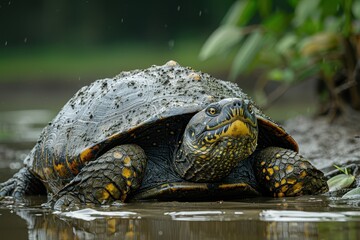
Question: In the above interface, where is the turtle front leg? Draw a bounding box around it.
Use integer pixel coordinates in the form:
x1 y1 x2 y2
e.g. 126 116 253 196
50 144 147 210
0 167 46 199
252 147 329 197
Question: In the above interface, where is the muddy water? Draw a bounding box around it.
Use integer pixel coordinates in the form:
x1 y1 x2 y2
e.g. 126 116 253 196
1 110 360 240
1 191 360 240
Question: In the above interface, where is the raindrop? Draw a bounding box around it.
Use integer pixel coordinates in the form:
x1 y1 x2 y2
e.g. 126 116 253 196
199 10 202 16
24 37 27 43
164 24 168 29
121 18 124 23
177 6 181 11
4 41 7 46
8 1 11 5
168 40 175 49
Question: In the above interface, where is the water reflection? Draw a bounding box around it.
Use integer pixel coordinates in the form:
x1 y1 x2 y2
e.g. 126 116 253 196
0 198 359 240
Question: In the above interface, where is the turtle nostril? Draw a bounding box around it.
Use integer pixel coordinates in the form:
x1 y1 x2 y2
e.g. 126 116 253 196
232 100 242 107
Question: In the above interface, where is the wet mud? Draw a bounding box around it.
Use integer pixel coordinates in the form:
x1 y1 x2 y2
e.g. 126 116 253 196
284 114 360 174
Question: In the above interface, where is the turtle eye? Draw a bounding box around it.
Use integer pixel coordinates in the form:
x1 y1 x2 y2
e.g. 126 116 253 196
247 103 254 113
206 106 219 116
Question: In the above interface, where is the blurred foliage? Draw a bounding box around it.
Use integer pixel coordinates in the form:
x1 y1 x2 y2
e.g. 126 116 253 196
0 0 232 46
0 0 235 82
200 0 360 117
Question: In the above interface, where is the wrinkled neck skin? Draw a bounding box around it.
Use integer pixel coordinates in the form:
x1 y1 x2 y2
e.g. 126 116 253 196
173 134 257 182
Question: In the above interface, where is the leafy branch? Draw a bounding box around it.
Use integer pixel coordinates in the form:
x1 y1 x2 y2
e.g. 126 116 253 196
200 0 360 118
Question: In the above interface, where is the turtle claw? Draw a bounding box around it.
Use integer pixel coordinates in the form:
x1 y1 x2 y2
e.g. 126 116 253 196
43 191 84 211
0 170 27 200
0 168 46 202
0 179 16 197
52 194 82 211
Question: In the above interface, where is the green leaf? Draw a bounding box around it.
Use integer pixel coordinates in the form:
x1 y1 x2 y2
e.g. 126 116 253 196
327 173 355 192
334 165 349 175
222 0 257 26
199 25 243 60
320 1 341 17
268 69 284 81
276 34 297 55
288 0 298 8
353 0 360 19
264 13 289 33
267 68 295 83
293 0 321 27
258 0 272 18
230 30 263 79
323 16 344 32
342 187 360 199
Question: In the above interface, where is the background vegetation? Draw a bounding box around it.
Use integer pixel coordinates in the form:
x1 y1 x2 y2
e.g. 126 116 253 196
2 0 359 120
200 0 360 119
0 0 234 82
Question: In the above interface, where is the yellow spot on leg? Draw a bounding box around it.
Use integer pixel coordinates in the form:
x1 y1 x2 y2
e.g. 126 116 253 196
267 168 274 176
281 185 289 193
105 183 120 199
98 190 110 202
300 170 307 178
126 180 132 186
122 167 133 178
105 183 116 192
286 178 297 185
277 192 285 197
292 182 304 194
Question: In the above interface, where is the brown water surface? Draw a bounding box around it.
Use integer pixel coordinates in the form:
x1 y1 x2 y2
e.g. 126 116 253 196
1 171 360 240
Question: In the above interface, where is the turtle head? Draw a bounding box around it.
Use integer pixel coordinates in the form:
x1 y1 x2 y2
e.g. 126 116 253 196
174 98 258 182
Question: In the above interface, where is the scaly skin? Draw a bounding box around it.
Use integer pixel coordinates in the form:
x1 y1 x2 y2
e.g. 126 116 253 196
49 144 147 210
253 147 329 197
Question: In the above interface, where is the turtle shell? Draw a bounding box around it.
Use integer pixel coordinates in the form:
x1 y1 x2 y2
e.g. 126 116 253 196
25 61 298 193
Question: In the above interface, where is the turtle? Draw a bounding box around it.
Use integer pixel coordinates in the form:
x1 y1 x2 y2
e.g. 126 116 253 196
0 60 328 208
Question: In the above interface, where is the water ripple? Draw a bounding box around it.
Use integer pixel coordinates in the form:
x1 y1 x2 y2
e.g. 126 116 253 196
260 210 360 222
